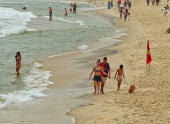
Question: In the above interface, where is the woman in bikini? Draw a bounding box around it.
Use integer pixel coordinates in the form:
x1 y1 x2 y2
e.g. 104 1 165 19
114 64 125 91
89 59 108 95
15 52 21 75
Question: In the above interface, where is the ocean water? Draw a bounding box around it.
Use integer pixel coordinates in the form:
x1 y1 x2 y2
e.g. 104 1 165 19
0 0 124 108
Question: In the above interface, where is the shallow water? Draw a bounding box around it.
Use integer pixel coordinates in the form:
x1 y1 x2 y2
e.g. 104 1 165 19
0 0 124 110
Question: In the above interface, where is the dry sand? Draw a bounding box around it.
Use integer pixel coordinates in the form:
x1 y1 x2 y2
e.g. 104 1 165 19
68 0 170 124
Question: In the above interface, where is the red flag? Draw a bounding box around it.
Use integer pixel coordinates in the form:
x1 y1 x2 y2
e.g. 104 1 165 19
146 40 152 65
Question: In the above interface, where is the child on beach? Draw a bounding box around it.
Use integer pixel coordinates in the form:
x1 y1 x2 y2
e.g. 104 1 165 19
114 65 125 91
127 13 131 21
124 8 128 21
162 7 168 17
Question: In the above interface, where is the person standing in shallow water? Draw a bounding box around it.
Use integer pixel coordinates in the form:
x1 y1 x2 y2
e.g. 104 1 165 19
73 2 77 13
89 60 108 95
15 52 21 75
49 7 52 21
65 8 67 16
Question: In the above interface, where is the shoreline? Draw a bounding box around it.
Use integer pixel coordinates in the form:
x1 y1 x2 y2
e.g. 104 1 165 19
67 1 147 124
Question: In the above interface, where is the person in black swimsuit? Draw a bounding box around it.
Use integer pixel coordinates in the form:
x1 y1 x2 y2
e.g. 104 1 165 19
89 59 108 95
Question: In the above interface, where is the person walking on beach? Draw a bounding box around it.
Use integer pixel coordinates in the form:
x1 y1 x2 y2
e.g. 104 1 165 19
156 0 159 6
117 0 122 8
49 7 52 21
146 0 150 6
15 52 21 75
108 1 111 9
127 13 131 21
124 0 127 7
65 8 67 16
162 7 168 17
124 8 128 21
127 0 131 10
89 59 108 95
100 57 111 94
114 65 125 91
151 0 155 5
119 7 123 19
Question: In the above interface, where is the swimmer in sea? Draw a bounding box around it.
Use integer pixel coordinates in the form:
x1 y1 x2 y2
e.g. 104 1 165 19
65 8 67 16
15 52 21 75
89 59 108 95
49 7 52 21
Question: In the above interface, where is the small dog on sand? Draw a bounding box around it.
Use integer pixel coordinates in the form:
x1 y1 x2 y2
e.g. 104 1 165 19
129 84 135 93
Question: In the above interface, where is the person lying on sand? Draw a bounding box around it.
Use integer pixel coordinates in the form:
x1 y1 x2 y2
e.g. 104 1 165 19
114 65 125 91
166 26 170 33
89 59 108 95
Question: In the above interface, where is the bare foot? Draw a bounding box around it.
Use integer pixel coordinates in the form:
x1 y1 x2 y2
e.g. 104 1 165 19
94 91 96 95
101 90 104 94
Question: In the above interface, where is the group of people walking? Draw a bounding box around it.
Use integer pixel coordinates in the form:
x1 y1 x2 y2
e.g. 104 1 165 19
118 0 131 21
89 57 125 95
146 0 160 6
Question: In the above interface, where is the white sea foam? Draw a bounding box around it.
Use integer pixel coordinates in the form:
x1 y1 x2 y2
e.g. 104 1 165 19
56 17 85 26
0 62 52 108
77 44 89 50
44 16 85 25
0 7 36 37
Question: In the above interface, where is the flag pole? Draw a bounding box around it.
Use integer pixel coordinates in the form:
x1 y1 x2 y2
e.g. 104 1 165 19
149 63 151 90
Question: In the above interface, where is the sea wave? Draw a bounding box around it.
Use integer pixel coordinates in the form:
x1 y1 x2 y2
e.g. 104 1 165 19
0 7 36 37
44 16 85 26
0 62 52 108
77 44 89 50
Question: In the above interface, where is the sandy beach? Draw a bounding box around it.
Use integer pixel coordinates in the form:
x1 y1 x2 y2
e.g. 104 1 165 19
68 0 170 124
0 0 170 123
